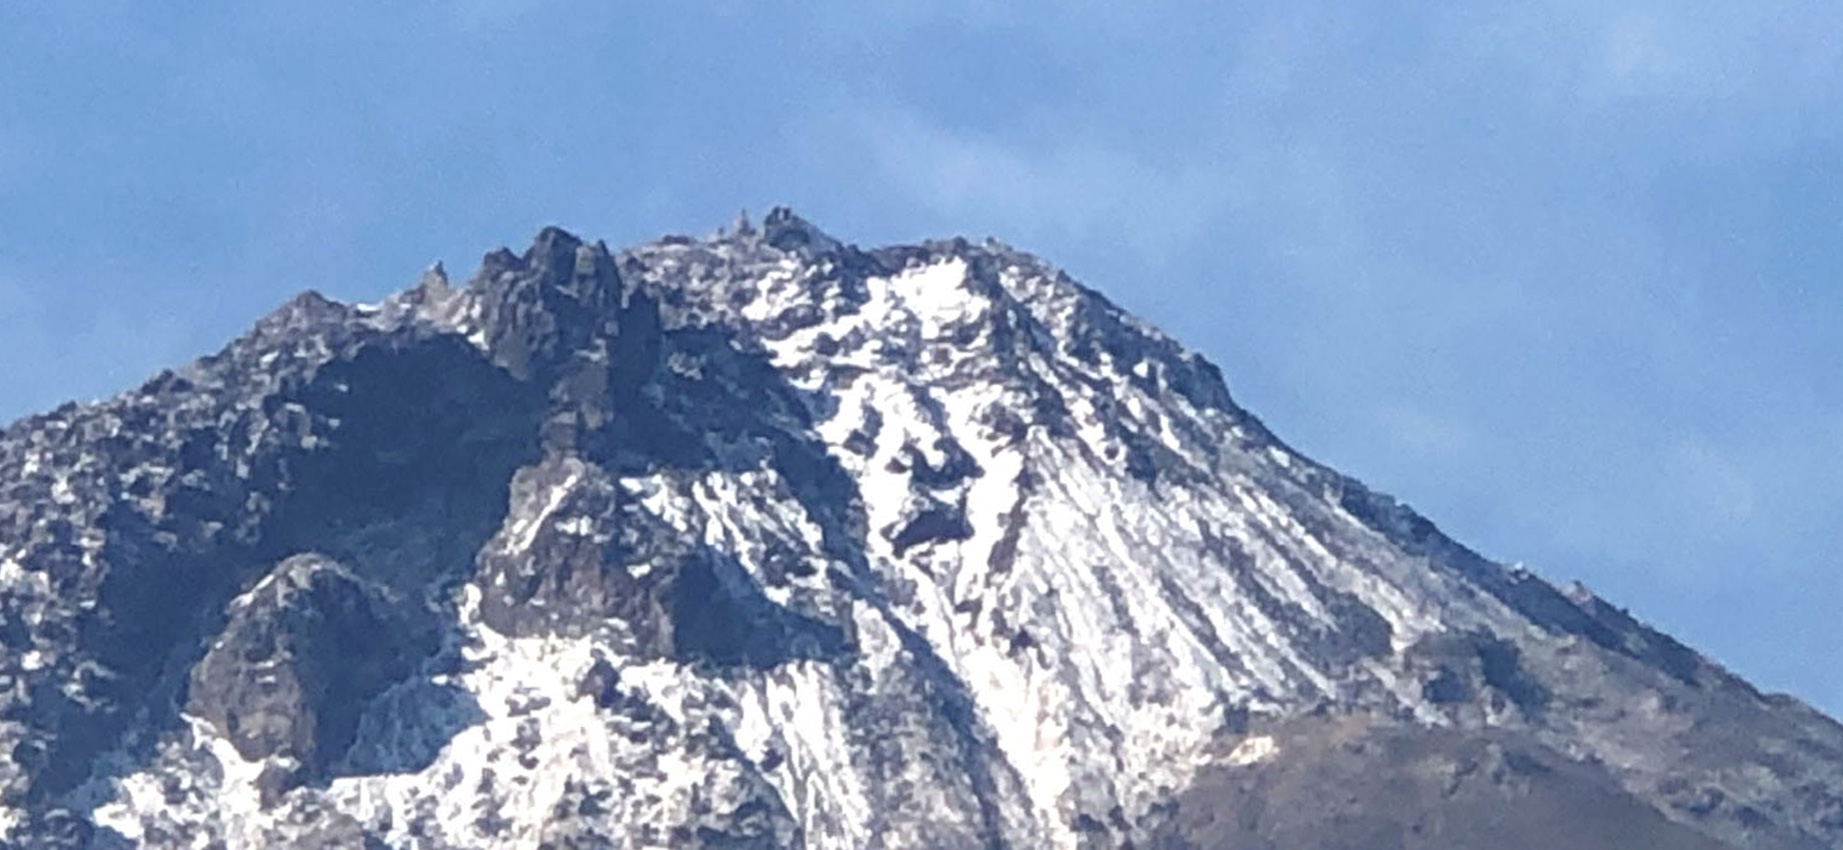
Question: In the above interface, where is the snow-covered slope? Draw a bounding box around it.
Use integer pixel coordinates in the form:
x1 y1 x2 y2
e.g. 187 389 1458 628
0 210 1838 849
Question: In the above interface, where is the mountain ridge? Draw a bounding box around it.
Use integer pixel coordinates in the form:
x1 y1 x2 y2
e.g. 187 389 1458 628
0 209 1837 848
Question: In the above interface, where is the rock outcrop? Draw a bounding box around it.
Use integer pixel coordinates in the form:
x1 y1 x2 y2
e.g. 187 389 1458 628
186 554 438 787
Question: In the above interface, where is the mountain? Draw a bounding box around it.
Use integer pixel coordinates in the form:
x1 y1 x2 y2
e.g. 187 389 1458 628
0 209 1838 849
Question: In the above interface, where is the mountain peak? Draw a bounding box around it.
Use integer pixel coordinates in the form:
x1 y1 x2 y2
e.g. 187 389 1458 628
523 224 587 272
0 214 1838 849
420 260 449 290
759 205 842 256
446 226 633 378
731 208 755 237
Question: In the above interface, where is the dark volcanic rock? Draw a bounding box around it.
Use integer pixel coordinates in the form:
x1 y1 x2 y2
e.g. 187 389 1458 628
474 457 847 668
185 553 438 780
1403 629 1551 718
472 228 629 381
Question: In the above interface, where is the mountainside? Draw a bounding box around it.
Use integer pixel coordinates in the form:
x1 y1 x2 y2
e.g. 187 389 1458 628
0 209 1838 849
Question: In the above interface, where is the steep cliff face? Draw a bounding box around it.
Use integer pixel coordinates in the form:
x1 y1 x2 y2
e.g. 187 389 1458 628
0 211 1838 849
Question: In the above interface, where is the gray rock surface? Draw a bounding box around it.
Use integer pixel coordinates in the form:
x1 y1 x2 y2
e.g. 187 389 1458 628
1152 713 1746 850
186 553 438 785
0 210 1836 848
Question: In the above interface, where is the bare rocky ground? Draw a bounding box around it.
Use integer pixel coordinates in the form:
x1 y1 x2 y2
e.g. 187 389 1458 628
1156 713 1751 850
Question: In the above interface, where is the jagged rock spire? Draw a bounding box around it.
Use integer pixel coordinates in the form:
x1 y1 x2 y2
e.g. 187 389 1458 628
419 261 449 291
463 226 636 379
761 206 842 256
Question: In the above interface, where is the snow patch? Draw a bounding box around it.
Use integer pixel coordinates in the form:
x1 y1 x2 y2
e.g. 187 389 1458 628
1224 734 1279 767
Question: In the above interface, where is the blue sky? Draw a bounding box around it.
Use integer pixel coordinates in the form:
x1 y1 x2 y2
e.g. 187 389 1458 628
3 1 1840 712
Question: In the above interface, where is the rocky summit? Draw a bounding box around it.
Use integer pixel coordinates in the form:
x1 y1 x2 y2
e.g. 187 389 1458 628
0 209 1838 849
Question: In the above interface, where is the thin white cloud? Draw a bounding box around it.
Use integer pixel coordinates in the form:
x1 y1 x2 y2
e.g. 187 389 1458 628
1664 436 1761 528
1443 1 1843 114
847 109 1237 264
1375 402 1479 458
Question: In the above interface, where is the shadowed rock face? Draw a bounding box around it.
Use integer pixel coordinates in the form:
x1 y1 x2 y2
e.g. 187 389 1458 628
0 211 1839 849
186 554 438 786
473 456 847 668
